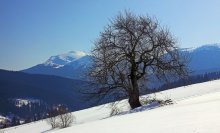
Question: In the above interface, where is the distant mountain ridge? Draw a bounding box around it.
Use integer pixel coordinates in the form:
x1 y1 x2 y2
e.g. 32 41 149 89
22 51 92 80
180 43 220 75
22 43 220 79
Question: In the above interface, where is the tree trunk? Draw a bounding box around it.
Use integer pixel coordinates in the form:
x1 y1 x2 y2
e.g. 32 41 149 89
128 89 141 109
129 64 142 109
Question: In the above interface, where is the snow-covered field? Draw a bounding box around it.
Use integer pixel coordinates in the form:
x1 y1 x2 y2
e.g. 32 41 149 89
2 80 220 133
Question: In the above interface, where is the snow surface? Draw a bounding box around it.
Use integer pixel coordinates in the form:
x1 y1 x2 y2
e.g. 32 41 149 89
2 80 220 133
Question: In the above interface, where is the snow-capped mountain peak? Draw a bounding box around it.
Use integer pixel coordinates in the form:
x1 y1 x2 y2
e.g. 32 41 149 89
43 51 88 68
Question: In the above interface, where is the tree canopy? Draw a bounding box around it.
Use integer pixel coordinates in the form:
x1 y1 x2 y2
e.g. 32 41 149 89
89 11 188 109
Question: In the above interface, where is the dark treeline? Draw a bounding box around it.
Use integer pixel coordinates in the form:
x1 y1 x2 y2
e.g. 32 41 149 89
158 71 220 91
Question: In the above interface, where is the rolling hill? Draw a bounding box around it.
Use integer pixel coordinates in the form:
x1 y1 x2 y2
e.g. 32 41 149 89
0 69 93 119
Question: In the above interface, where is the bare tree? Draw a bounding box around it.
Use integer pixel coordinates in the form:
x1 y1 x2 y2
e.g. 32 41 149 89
47 106 74 129
57 106 74 128
46 109 59 129
88 11 188 109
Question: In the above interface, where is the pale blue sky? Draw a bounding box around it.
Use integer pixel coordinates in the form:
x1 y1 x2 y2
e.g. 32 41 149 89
1 0 220 70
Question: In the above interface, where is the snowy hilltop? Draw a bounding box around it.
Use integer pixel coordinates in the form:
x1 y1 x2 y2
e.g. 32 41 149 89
43 51 88 68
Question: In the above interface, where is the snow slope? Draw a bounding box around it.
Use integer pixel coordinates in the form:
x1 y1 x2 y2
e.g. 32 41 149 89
54 91 220 133
2 80 220 133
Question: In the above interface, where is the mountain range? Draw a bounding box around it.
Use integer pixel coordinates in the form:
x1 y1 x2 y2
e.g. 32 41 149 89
23 43 220 80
